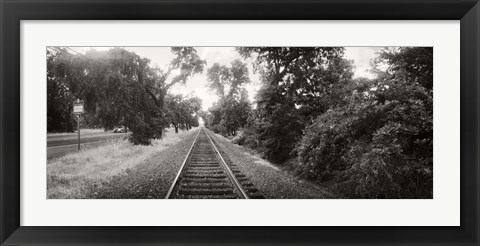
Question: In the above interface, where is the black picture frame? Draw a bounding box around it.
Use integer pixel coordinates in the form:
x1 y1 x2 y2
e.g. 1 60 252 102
1 0 479 245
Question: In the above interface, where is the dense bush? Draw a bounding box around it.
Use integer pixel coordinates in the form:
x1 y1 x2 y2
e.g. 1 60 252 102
297 87 432 198
295 47 433 198
129 117 154 145
129 115 167 145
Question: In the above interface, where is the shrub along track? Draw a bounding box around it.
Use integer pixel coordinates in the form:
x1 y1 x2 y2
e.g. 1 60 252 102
166 128 263 199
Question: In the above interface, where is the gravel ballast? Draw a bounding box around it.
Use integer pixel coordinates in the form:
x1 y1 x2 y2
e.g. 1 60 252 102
206 129 334 199
89 130 198 199
88 127 333 199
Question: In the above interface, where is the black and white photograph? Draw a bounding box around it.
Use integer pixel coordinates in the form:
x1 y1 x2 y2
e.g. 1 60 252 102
46 46 433 199
4 0 480 243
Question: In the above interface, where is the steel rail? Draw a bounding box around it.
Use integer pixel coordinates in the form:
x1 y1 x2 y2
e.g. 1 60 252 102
165 128 201 199
204 129 249 199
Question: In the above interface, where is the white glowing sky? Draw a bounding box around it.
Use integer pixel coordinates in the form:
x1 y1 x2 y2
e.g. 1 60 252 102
71 47 381 110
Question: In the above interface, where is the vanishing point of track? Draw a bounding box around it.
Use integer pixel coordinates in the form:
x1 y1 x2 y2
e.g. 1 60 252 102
166 128 262 199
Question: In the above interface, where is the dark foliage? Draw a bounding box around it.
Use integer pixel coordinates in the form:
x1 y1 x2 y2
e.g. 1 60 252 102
295 47 433 198
47 47 205 145
239 47 353 163
246 84 304 163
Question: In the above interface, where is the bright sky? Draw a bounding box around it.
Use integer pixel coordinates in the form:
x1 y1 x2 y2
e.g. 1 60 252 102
71 47 381 111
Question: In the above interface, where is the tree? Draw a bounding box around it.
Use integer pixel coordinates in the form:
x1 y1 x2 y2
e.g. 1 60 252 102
47 47 206 145
206 59 252 136
247 83 304 162
183 96 203 130
218 90 251 136
47 48 77 132
374 47 433 90
207 59 250 98
165 94 202 133
237 47 353 162
165 94 186 133
145 47 206 110
198 111 211 127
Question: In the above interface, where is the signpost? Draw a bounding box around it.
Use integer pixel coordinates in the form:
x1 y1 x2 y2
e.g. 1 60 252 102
73 99 84 150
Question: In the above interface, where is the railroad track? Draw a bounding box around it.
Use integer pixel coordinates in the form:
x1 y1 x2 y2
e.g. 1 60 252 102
166 128 263 199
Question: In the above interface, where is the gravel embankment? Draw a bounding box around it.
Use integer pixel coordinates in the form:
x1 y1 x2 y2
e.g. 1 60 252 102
88 130 198 199
206 129 335 199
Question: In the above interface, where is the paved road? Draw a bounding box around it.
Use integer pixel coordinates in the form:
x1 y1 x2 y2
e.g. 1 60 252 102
47 132 128 159
47 132 126 147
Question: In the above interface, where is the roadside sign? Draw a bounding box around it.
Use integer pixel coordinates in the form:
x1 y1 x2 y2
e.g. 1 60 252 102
73 99 84 114
73 99 84 150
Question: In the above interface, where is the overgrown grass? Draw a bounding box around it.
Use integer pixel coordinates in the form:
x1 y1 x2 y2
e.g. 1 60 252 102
47 127 198 199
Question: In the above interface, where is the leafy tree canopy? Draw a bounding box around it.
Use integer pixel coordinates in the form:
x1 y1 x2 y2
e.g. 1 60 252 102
295 47 433 198
47 47 205 145
238 47 354 162
206 59 252 136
